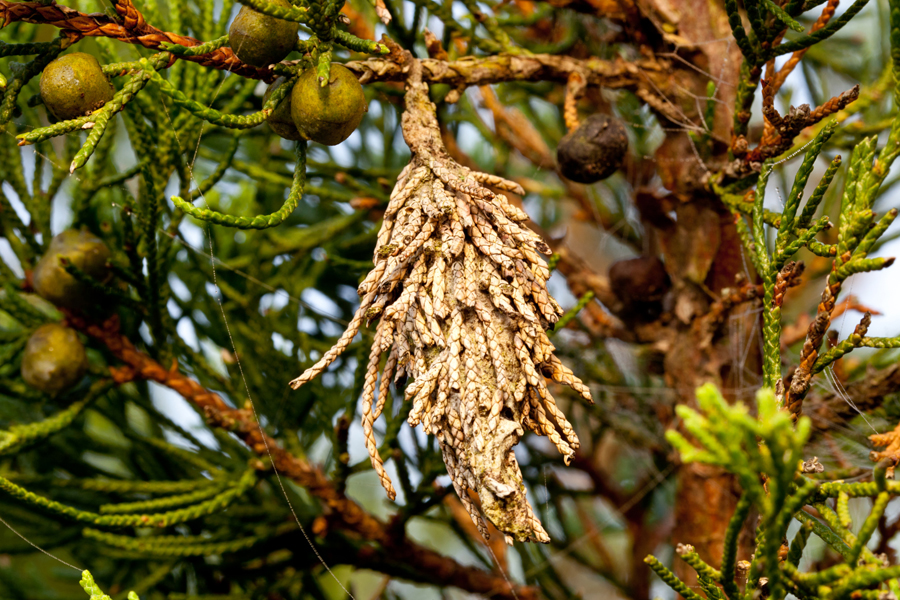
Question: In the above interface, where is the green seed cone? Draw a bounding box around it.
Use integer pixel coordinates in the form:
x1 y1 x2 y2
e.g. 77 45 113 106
264 77 304 140
39 52 113 121
291 64 367 146
228 0 299 67
32 229 111 310
21 323 88 395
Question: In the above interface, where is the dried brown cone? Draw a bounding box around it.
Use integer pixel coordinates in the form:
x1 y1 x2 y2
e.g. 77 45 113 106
291 56 592 544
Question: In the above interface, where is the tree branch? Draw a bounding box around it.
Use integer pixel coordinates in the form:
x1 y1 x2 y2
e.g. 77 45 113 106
66 314 536 600
1 0 684 103
0 0 271 80
345 52 678 97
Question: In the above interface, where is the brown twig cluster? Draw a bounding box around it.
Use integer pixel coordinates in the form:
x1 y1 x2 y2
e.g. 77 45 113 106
727 46 858 181
291 57 592 544
67 314 533 600
773 261 806 309
726 0 841 170
785 255 850 418
736 81 859 167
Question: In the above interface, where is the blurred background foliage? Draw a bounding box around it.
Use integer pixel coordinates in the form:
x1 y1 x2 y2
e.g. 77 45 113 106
1 0 900 597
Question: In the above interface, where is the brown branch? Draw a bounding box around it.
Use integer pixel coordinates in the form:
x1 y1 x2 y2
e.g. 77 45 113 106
345 52 678 94
67 314 536 600
743 83 859 165
785 253 851 418
0 0 272 80
5 0 689 105
6 0 693 131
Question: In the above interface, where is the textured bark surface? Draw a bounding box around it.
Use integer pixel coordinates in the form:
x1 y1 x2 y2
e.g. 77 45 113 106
662 205 761 590
651 193 759 593
635 0 755 584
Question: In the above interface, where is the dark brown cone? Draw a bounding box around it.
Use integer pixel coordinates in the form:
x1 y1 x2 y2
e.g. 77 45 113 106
557 113 628 183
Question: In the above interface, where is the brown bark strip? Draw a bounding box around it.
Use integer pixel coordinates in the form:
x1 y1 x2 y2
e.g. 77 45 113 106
0 0 271 80
67 314 535 600
345 52 676 93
